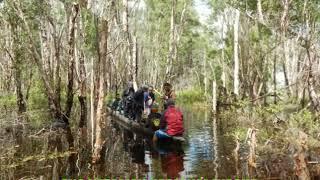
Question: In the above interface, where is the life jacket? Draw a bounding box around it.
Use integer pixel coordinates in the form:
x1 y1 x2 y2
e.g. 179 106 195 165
164 106 184 136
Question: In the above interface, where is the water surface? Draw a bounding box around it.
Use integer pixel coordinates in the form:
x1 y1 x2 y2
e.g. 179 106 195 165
1 105 239 179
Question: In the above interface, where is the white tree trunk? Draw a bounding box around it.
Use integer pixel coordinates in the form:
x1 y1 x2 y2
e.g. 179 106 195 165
221 12 227 88
165 0 176 81
92 70 105 162
132 35 138 91
122 0 137 89
90 57 95 151
92 20 108 163
257 0 264 23
122 0 128 33
212 80 217 113
283 39 292 95
233 10 240 96
203 49 207 96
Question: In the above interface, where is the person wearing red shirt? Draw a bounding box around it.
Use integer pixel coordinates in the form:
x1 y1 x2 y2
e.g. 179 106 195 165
153 99 184 142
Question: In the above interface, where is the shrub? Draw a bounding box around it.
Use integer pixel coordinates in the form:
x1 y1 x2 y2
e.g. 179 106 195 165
176 88 206 104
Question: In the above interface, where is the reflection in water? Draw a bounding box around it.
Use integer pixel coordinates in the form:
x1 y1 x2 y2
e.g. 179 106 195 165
1 105 240 179
3 105 320 178
121 129 185 179
114 104 236 179
156 141 184 179
212 115 219 178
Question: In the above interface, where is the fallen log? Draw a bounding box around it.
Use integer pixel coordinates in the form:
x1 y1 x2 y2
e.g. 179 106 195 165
107 107 153 136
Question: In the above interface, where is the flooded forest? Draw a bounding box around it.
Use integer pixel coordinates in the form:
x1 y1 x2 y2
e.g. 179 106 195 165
1 0 320 179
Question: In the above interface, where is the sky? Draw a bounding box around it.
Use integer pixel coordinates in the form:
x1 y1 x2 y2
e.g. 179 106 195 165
194 0 212 24
137 0 212 25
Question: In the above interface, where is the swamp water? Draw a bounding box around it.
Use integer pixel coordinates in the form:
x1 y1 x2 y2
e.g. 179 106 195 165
1 105 320 179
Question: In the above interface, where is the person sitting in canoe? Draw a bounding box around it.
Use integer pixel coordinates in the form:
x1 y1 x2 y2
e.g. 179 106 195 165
162 82 176 109
146 103 162 131
153 99 184 142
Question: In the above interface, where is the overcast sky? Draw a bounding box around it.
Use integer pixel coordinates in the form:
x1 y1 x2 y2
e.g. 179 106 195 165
194 0 211 24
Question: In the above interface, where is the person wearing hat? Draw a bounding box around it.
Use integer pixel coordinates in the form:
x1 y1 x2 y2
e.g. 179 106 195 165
153 99 184 142
162 82 176 109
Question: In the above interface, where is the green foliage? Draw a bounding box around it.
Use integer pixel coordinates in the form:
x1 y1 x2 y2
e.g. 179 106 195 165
0 94 16 110
82 9 98 55
176 88 206 104
28 111 51 129
233 127 248 141
28 80 48 110
105 93 117 105
289 109 319 137
264 103 283 114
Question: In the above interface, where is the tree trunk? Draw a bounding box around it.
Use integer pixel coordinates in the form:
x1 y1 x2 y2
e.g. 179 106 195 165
165 0 177 82
257 0 264 23
77 11 87 129
122 0 136 88
90 57 95 150
63 3 79 124
273 48 277 104
247 128 257 176
12 1 61 119
282 40 291 96
92 20 108 163
306 48 320 112
221 12 227 89
11 24 26 114
212 80 217 113
53 30 62 120
233 10 240 96
203 49 207 96
14 55 26 114
132 35 138 86
92 66 105 163
281 0 292 97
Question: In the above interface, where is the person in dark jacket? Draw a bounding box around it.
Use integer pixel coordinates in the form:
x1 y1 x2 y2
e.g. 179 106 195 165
153 99 184 142
122 82 135 119
148 85 156 103
133 85 149 122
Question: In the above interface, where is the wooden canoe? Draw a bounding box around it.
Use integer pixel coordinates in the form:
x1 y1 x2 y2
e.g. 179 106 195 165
107 107 185 142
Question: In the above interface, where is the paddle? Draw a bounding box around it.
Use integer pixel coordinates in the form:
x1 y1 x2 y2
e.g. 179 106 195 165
153 88 163 97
